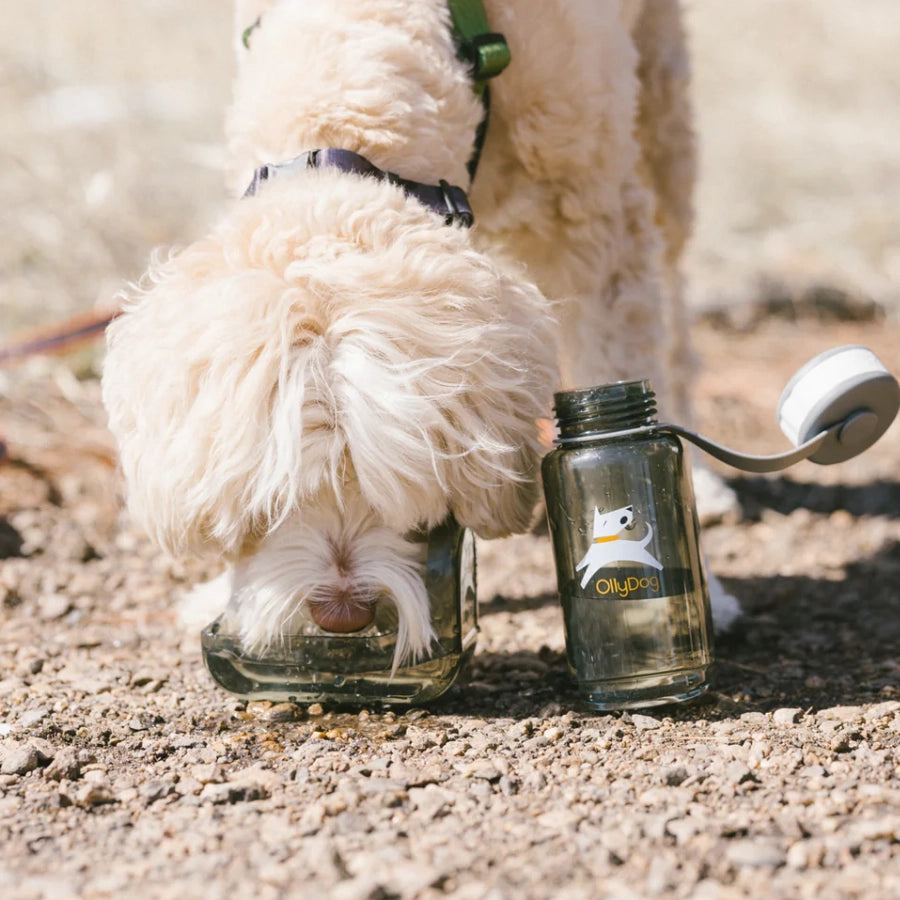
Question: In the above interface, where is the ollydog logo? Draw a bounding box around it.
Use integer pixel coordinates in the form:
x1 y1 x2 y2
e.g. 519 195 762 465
575 504 662 590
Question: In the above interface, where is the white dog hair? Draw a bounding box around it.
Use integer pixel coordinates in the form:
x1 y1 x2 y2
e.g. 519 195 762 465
103 0 738 670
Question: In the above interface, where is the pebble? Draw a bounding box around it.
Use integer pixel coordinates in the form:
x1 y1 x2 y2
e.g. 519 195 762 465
631 714 661 731
773 707 802 725
786 840 823 869
18 708 51 729
726 839 786 869
864 701 900 721
816 705 863 722
848 817 900 843
266 703 300 723
75 783 116 808
38 593 72 621
463 762 502 782
408 785 455 820
1 744 45 776
190 764 224 785
44 748 81 782
662 765 689 787
725 762 756 785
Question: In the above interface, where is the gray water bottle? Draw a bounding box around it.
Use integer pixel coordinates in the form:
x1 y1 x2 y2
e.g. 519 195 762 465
541 380 714 710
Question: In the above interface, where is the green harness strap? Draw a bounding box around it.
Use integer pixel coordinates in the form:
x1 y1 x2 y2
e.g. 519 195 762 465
446 0 510 182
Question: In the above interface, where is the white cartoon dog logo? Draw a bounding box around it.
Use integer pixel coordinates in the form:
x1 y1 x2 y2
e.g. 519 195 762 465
575 504 662 588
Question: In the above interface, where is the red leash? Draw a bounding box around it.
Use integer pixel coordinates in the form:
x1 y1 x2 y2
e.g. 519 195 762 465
0 309 117 467
0 310 117 368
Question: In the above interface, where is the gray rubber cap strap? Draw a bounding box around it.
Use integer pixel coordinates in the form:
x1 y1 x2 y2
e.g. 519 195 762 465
665 345 899 473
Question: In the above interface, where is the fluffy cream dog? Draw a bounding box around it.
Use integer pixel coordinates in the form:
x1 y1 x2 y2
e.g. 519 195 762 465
103 0 736 670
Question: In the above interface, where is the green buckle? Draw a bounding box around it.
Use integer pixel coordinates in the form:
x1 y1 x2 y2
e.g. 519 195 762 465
242 16 261 49
467 32 511 81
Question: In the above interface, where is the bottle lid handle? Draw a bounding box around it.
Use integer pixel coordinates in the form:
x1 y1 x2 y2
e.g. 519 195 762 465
662 345 899 473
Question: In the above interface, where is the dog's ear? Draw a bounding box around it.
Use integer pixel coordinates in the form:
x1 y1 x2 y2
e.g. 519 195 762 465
103 219 344 557
314 263 557 539
436 271 557 540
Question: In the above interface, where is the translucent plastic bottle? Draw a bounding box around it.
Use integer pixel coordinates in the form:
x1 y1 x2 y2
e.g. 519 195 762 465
201 517 477 706
541 380 713 710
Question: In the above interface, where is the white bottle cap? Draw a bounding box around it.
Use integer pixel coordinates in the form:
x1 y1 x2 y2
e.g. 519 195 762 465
777 345 900 464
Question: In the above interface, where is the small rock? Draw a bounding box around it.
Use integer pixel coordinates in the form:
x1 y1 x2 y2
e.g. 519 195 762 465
535 808 581 830
468 778 493 798
726 839 785 868
631 714 661 731
1 744 46 776
174 776 203 796
786 840 822 869
199 764 282 803
864 701 900 721
190 764 224 785
44 747 81 782
130 671 168 689
466 762 502 782
773 707 802 725
848 817 900 843
76 783 116 808
725 761 756 785
662 765 689 787
38 593 72 621
141 781 176 804
307 703 324 716
199 783 242 805
816 705 863 722
667 818 700 843
498 775 518 796
829 732 853 753
18 708 51 729
408 785 455 820
266 703 300 723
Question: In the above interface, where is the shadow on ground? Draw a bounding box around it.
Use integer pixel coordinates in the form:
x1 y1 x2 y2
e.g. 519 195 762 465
435 540 900 720
729 476 900 519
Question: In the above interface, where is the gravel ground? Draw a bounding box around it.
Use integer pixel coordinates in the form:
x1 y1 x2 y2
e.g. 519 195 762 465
3 2 900 897
2 316 899 900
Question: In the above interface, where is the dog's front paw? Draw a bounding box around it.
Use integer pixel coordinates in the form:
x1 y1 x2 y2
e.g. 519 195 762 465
177 568 234 632
707 569 741 632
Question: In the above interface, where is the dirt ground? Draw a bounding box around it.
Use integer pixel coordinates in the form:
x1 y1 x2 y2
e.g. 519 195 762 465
2 2 899 898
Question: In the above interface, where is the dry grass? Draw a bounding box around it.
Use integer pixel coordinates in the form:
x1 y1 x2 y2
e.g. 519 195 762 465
685 0 900 312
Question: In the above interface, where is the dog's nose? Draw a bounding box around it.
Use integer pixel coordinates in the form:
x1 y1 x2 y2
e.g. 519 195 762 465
309 591 376 633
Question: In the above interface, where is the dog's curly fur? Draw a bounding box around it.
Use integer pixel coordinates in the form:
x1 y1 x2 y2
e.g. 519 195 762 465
103 0 736 668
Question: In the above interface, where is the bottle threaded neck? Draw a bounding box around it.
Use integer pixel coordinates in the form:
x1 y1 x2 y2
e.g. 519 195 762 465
553 380 657 441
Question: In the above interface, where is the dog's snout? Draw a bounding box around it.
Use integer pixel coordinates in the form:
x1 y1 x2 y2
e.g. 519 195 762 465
309 591 376 633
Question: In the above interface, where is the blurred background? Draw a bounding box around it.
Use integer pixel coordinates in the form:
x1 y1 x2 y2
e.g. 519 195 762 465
2 0 900 342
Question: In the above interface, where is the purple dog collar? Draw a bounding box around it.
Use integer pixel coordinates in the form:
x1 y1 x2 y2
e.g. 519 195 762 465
243 148 474 228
